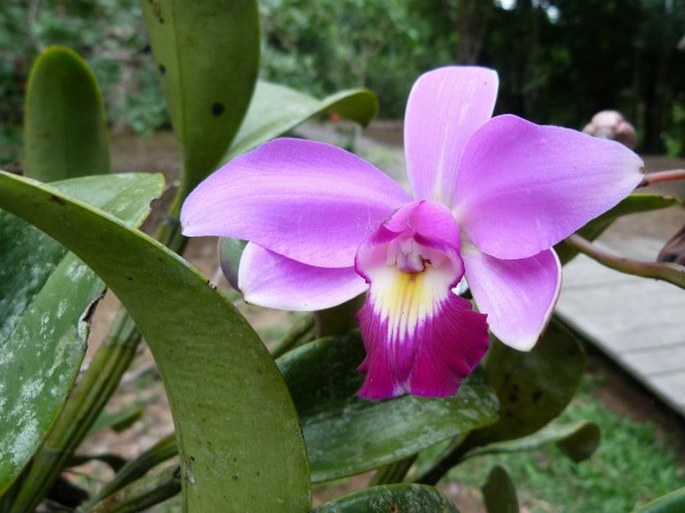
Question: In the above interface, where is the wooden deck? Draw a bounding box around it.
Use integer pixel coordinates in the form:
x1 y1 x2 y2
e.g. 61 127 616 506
556 235 685 417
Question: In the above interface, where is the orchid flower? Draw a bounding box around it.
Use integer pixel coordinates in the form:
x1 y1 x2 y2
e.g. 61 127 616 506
181 66 643 400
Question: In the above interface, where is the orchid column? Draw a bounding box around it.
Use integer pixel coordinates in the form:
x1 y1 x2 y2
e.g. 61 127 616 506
182 66 643 400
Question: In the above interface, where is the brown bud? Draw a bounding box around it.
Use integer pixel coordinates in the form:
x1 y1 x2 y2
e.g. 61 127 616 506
657 224 685 265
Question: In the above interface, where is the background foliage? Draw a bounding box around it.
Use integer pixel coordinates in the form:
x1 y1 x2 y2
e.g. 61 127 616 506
2 0 684 162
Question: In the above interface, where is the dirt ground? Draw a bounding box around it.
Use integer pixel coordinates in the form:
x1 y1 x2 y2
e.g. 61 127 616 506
74 125 685 511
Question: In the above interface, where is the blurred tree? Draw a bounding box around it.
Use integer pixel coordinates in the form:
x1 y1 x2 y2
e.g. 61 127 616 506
479 0 685 152
2 0 683 156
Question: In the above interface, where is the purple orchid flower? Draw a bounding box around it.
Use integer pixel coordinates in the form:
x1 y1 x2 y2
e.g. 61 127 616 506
181 66 643 400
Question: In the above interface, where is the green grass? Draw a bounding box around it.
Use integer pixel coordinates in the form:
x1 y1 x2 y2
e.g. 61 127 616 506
449 373 685 512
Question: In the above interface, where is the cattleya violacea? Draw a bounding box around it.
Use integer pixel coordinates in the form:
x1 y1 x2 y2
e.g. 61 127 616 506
181 66 643 399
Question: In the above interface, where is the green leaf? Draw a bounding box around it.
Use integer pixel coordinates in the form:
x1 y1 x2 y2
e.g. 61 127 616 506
466 319 585 447
466 420 600 463
313 484 460 513
24 46 110 181
223 81 378 162
556 194 681 264
0 170 310 512
0 173 163 495
554 420 601 463
93 434 177 502
481 466 519 513
142 0 260 194
278 333 498 483
632 487 685 513
89 406 145 435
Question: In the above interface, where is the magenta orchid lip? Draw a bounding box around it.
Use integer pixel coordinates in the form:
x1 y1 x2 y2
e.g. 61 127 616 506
181 66 643 400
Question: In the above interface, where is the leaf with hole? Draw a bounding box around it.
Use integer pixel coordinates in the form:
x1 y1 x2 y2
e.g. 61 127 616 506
142 0 260 195
465 319 585 447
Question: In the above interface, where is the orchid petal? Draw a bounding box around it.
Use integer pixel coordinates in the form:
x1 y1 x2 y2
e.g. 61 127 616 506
354 201 488 399
356 280 489 399
463 245 561 351
358 201 462 276
404 66 499 206
238 243 367 311
181 138 410 268
454 114 644 259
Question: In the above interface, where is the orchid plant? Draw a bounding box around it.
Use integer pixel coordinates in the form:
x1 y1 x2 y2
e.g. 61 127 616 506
1 2 684 512
181 66 643 400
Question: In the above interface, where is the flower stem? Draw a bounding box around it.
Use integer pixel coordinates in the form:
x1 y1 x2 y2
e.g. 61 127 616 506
564 234 685 289
639 168 685 187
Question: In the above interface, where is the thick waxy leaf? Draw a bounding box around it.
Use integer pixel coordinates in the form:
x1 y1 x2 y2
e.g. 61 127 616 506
556 194 681 264
481 466 519 513
466 420 600 463
632 487 685 513
0 170 310 512
278 333 498 483
223 81 378 162
142 0 260 194
0 173 163 494
313 484 460 513
466 319 585 446
24 46 110 181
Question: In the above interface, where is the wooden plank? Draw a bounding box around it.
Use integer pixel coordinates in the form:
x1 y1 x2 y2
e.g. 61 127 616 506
621 344 685 375
645 372 685 415
557 248 685 418
558 255 685 352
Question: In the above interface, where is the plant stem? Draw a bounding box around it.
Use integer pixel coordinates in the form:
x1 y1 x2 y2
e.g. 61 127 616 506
81 466 181 513
85 434 178 508
314 294 365 337
564 234 685 289
370 456 417 486
415 433 474 486
271 315 315 358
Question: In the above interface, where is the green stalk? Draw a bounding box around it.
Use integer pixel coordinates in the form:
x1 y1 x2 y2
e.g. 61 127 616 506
564 234 685 289
82 466 181 513
370 456 417 486
416 433 475 486
313 294 365 337
7 191 187 513
85 434 178 508
271 315 315 358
